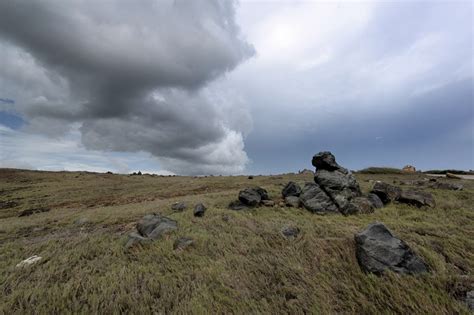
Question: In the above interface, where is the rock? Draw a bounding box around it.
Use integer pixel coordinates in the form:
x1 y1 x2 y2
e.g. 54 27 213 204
18 207 50 217
397 190 435 208
370 181 402 204
193 203 207 217
429 178 437 182
136 214 178 240
262 200 275 207
228 200 249 210
314 169 361 209
367 193 384 209
238 188 261 206
74 218 89 226
281 226 300 239
299 183 338 214
431 182 463 191
173 237 195 251
311 151 343 171
248 176 254 179
446 172 462 179
0 200 19 209
466 290 474 311
16 255 42 268
355 222 428 275
282 181 302 197
171 201 187 211
342 197 375 215
238 187 269 206
125 232 150 249
285 196 300 208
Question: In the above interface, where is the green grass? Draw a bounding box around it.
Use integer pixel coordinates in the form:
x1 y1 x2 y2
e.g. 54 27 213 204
357 167 404 174
0 169 473 313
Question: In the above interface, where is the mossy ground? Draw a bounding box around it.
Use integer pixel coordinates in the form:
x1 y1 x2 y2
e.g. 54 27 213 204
0 169 473 314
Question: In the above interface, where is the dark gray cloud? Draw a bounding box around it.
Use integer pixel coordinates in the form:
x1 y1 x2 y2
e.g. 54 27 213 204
0 0 254 174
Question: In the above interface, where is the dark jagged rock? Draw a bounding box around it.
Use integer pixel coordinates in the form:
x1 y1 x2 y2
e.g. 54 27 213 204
397 190 435 208
370 181 402 204
238 187 269 206
314 169 361 210
355 222 428 275
136 214 178 240
367 193 384 209
282 181 302 198
342 197 374 215
194 203 207 217
171 201 187 211
299 183 338 214
228 200 249 211
253 187 269 200
311 151 343 171
285 196 300 208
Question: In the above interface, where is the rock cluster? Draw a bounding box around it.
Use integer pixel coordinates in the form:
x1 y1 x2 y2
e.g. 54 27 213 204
228 186 270 210
355 222 428 275
126 214 177 248
371 181 435 208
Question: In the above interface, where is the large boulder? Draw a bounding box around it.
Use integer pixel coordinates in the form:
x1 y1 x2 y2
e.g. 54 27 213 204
370 181 402 204
355 222 428 275
299 183 338 214
136 214 178 240
312 151 343 171
431 182 463 191
238 187 269 206
367 193 384 209
314 169 361 209
397 190 435 208
285 196 301 208
342 197 375 215
282 181 302 197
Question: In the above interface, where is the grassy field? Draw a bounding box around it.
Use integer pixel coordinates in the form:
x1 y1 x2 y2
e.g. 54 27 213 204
0 169 473 314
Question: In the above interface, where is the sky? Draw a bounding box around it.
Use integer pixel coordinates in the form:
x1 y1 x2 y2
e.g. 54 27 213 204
0 0 473 175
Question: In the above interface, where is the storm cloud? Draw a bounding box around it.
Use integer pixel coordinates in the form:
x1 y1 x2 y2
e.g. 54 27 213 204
0 0 254 174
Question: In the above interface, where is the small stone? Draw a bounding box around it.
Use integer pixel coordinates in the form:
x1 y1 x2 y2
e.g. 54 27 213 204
262 200 275 207
171 201 187 211
194 203 207 217
173 237 195 251
281 226 300 239
16 255 42 268
74 218 89 226
228 200 249 210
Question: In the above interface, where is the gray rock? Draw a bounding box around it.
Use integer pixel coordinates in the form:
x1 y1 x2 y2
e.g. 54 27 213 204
367 193 384 209
431 182 463 191
173 237 195 251
311 151 343 171
466 290 474 311
125 232 151 249
355 222 428 275
74 218 89 226
238 187 269 206
285 196 300 208
282 181 302 197
397 190 435 208
171 201 187 211
370 181 402 204
136 214 178 240
342 197 374 215
281 226 300 239
314 169 361 209
299 183 338 214
228 200 249 210
193 203 207 217
262 200 275 207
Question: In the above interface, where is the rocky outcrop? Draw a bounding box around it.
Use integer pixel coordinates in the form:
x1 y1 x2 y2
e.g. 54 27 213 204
299 182 338 214
397 190 435 208
126 214 178 248
355 222 428 275
370 181 402 204
282 181 302 198
285 196 300 208
314 169 361 210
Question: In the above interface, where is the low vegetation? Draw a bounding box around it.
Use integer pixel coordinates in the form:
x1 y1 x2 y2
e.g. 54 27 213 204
357 167 404 174
0 169 473 313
